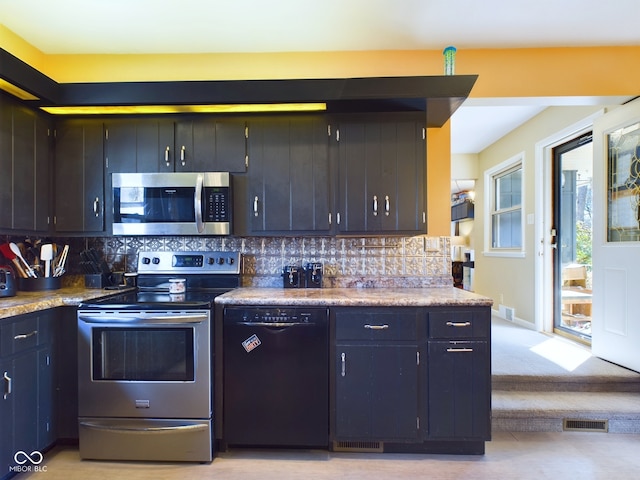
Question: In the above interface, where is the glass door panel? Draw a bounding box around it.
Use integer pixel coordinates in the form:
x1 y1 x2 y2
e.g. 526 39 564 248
553 133 593 340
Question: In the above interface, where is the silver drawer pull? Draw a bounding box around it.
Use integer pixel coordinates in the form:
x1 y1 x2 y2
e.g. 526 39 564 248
341 353 346 377
446 348 474 353
14 330 38 340
364 324 389 330
446 321 471 327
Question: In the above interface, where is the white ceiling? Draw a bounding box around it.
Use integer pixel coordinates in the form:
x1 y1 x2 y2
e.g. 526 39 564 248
1 0 638 154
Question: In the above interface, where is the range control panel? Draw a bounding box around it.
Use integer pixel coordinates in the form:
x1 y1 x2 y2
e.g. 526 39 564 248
137 251 241 275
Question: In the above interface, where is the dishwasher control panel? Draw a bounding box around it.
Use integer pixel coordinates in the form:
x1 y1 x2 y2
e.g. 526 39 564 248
224 307 328 325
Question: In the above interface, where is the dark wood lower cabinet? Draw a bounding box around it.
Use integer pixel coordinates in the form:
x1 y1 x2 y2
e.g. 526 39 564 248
335 344 419 442
0 311 56 480
331 306 491 454
428 340 490 439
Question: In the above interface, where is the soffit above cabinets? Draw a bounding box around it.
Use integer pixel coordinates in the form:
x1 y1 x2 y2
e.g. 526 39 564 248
0 49 477 127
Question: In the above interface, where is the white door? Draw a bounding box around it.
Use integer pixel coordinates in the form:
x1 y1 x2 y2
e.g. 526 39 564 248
591 98 640 372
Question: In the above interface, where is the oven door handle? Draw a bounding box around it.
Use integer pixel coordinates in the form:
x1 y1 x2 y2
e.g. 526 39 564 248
78 314 208 325
79 421 209 433
194 173 204 234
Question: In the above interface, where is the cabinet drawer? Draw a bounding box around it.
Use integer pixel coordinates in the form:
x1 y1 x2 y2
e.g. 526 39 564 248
0 315 41 357
428 310 489 339
335 310 418 341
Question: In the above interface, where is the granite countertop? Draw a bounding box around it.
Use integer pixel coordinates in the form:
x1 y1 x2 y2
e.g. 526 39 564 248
0 286 133 320
215 287 493 307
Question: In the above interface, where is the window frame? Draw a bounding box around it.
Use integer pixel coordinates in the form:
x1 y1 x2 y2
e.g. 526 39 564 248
484 152 526 258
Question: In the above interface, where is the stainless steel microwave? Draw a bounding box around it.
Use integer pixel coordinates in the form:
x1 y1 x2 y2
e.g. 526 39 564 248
112 172 231 235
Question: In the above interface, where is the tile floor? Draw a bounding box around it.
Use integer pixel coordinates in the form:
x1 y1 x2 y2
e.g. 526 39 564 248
16 431 640 480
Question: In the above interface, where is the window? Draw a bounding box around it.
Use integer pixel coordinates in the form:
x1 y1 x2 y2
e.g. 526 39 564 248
484 153 525 257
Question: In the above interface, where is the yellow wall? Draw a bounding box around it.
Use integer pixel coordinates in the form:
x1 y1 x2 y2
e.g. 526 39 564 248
3 26 638 235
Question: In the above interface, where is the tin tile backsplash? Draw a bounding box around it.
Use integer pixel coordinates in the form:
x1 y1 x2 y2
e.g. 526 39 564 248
86 235 452 288
9 235 453 288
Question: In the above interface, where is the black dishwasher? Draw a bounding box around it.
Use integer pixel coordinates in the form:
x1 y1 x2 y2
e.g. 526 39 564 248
223 306 328 448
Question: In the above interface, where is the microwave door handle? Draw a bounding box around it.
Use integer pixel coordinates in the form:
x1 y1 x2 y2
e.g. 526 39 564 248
194 174 204 233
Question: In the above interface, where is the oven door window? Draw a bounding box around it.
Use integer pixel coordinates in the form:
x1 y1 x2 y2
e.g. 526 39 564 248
92 327 195 381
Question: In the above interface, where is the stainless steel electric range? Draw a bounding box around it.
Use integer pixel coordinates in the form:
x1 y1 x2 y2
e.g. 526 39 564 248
76 250 241 463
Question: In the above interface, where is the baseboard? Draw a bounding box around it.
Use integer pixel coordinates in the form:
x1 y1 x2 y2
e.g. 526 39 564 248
491 308 536 330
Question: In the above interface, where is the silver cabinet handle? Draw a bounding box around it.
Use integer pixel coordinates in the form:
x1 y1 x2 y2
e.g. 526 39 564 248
93 197 100 217
372 195 378 216
165 146 170 167
364 324 389 330
3 372 11 400
180 145 186 166
446 348 474 353
328 213 332 225
336 212 341 225
341 352 346 377
253 196 259 217
384 195 390 216
14 330 38 340
446 321 472 327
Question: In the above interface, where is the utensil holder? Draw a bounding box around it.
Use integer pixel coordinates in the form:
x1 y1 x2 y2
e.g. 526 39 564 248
17 276 62 291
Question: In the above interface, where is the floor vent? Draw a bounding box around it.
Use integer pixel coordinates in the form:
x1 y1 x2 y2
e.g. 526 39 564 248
333 441 383 452
563 418 609 432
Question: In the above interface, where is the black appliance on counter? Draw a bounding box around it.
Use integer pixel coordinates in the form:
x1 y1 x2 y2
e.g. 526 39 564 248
282 262 323 288
0 266 17 297
222 306 329 448
76 250 241 463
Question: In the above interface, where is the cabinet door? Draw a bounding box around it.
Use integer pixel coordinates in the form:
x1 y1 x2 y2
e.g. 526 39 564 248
247 116 330 234
12 105 36 231
34 113 52 232
54 307 78 440
0 96 13 230
38 347 55 449
335 344 419 441
428 340 490 439
336 116 426 234
212 119 247 173
54 120 104 233
0 358 13 474
105 118 175 173
12 349 39 458
1 103 51 233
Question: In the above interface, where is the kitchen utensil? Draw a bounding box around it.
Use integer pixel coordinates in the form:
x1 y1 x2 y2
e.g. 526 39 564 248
10 242 37 278
0 243 27 278
54 245 69 277
41 244 54 277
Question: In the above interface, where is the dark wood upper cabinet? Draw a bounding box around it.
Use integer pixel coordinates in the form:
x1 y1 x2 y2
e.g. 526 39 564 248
0 96 14 230
105 117 246 173
334 114 427 235
54 119 105 233
174 118 247 173
0 94 52 233
243 115 331 235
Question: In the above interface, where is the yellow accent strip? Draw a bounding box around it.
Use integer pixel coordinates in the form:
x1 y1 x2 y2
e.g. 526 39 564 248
0 78 39 100
40 103 327 115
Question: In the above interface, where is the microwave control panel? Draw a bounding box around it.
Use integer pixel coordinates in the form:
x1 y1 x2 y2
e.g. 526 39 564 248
204 186 229 222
